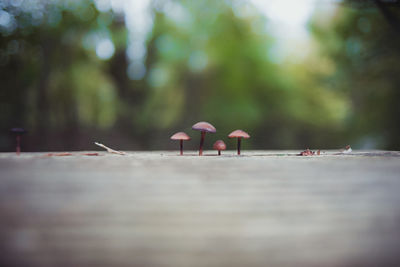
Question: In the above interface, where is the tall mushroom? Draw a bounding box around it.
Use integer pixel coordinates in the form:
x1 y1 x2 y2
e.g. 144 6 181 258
170 132 191 155
228 130 250 155
10 128 27 156
192 122 216 156
213 140 226 156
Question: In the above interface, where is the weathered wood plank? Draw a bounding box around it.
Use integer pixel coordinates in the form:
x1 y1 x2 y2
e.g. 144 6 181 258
0 151 400 267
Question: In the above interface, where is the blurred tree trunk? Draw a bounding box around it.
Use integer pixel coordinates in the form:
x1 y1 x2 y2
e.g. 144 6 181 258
109 50 149 149
36 41 51 149
374 0 400 33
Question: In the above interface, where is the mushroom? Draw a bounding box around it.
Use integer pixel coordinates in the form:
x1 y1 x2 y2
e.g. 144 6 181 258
10 128 27 155
170 132 191 155
192 122 216 156
213 140 226 156
228 129 250 155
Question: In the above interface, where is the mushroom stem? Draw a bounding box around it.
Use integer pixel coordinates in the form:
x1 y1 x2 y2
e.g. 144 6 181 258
180 140 183 155
199 131 205 156
237 137 241 155
16 135 21 156
218 150 221 156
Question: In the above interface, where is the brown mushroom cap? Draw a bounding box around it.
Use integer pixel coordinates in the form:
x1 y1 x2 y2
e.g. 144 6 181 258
228 129 250 139
192 122 216 133
213 140 226 150
170 132 191 140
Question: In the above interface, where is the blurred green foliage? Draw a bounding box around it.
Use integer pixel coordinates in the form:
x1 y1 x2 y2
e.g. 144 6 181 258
310 0 400 149
0 0 399 151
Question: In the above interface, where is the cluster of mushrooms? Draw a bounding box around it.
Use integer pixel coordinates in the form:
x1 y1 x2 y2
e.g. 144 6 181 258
170 121 250 156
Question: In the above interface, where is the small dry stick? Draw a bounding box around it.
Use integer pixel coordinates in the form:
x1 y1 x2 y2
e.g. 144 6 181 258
94 142 126 155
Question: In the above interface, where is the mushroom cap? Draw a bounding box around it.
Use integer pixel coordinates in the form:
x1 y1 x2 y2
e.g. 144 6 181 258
213 140 226 150
170 132 191 140
10 128 27 134
228 129 250 139
192 121 216 133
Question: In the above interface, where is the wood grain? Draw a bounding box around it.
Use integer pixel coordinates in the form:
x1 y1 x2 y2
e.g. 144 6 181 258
0 151 399 267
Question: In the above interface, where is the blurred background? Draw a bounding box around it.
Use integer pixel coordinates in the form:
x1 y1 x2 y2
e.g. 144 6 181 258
0 0 399 152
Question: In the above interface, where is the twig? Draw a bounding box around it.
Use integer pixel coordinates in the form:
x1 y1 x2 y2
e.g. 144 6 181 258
94 142 126 155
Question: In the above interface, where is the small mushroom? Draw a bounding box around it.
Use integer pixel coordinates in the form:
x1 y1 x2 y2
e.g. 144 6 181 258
192 122 216 156
10 128 27 156
213 140 226 156
228 129 250 155
170 132 191 155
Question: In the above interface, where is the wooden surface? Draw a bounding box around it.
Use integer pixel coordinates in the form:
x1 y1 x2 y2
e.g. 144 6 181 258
0 150 400 267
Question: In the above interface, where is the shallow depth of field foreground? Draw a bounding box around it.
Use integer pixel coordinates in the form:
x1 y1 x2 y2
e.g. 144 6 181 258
1 150 400 267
